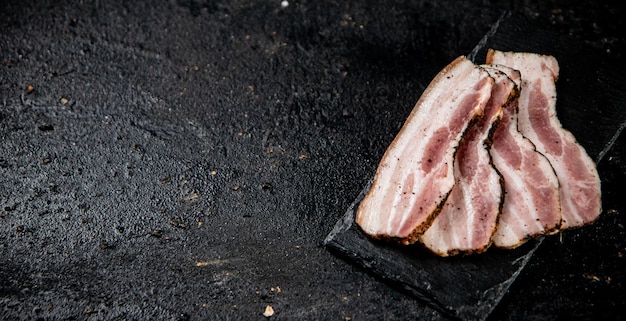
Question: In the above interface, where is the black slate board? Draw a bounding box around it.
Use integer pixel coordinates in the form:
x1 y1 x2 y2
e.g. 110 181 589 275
325 12 626 321
325 180 542 321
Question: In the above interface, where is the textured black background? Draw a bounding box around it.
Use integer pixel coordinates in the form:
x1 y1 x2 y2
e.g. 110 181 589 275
1 1 624 320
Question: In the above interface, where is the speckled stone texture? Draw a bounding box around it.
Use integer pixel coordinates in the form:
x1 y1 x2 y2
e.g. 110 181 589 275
1 1 624 320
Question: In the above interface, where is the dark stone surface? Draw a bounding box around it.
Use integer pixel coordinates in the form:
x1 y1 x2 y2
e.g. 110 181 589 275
1 1 624 320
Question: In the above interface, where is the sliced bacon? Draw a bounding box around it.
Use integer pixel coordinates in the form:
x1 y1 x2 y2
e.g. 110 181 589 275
484 64 562 248
486 49 602 229
419 66 507 256
355 56 494 245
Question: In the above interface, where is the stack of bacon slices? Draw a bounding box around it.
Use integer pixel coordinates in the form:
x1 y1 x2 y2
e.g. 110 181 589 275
355 49 602 256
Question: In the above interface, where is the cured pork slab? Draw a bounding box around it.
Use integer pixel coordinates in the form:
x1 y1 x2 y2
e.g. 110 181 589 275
355 56 494 245
486 50 602 229
356 50 602 256
419 66 508 256
485 65 562 249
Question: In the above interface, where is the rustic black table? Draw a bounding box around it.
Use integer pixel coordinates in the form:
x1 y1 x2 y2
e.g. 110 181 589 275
1 1 624 320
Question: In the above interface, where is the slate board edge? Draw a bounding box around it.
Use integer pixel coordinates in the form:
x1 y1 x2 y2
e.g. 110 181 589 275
458 237 542 320
323 183 463 318
323 11 541 321
323 179 542 320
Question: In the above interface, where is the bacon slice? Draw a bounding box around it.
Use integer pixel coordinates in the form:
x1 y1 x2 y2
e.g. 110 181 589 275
485 64 562 248
419 67 507 256
355 56 494 245
486 50 602 229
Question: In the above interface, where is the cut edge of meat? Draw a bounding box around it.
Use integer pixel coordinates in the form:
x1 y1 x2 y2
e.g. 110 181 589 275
355 56 495 246
487 48 602 231
484 62 563 249
418 65 512 257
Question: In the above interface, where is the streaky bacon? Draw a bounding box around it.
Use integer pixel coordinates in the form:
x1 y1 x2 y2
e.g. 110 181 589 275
486 50 602 229
356 56 494 245
419 65 508 256
485 64 562 248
